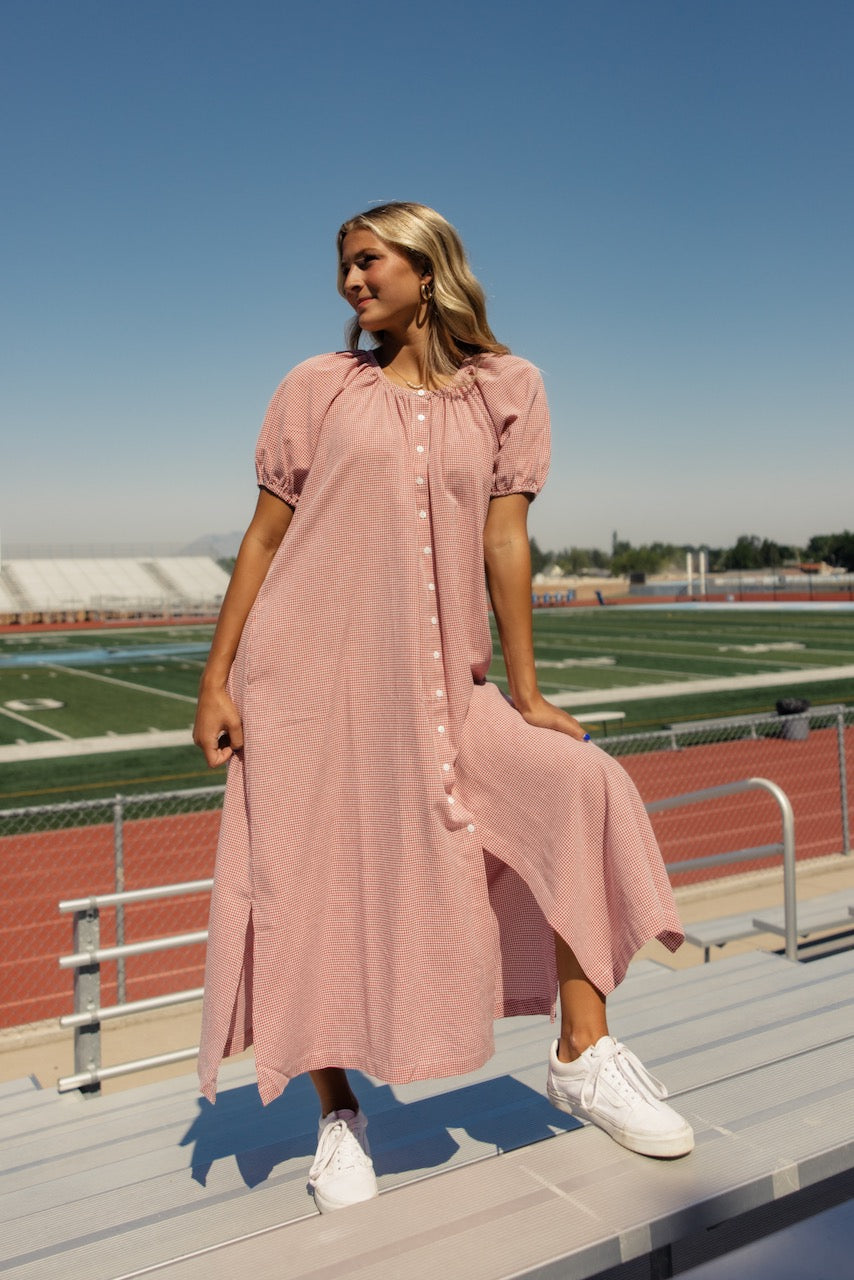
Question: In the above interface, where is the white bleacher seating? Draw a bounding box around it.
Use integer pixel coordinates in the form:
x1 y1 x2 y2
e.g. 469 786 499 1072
0 579 20 615
2 556 229 616
150 557 230 604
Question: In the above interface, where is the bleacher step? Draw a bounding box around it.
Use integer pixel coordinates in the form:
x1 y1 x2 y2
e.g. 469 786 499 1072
753 888 854 938
684 889 854 959
1 949 853 1280
0 1076 40 1101
11 1035 850 1280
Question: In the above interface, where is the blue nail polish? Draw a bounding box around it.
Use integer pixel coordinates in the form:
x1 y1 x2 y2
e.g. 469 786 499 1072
583 732 591 741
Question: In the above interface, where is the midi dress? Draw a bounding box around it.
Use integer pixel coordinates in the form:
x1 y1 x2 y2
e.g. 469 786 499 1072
198 349 683 1106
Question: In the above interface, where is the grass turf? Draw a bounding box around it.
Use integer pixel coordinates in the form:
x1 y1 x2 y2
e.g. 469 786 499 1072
1 610 851 806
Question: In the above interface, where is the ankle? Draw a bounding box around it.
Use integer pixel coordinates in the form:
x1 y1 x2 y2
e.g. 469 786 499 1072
310 1066 359 1118
556 1028 608 1064
321 1094 359 1119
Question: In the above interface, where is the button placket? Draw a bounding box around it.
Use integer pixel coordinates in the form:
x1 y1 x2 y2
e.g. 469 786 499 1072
410 391 473 835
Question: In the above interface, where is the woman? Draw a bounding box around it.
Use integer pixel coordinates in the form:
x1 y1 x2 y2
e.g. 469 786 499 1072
193 202 692 1214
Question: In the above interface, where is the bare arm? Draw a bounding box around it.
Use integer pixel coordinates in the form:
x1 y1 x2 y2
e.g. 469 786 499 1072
483 494 586 740
193 488 294 766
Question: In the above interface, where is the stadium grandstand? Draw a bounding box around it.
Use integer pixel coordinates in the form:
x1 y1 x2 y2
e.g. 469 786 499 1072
0 556 231 624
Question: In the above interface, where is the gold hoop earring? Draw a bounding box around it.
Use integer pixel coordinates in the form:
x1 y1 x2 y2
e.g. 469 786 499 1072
420 282 434 303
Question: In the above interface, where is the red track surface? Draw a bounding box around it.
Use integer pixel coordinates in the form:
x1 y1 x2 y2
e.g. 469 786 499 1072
2 728 851 1028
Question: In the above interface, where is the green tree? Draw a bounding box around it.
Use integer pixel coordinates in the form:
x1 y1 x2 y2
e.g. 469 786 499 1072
529 536 549 576
806 532 854 570
611 546 666 575
555 547 592 574
758 539 783 567
722 535 763 570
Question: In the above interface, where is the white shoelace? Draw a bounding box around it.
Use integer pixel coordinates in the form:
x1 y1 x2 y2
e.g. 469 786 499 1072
309 1115 371 1183
580 1040 668 1111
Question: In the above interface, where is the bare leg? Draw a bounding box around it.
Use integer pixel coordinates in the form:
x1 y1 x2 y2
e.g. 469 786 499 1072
310 1067 360 1117
554 932 609 1063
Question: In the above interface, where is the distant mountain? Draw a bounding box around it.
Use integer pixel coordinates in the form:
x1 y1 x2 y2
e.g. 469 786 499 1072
180 532 243 559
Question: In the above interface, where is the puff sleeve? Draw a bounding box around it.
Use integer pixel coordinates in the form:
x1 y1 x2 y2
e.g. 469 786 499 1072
254 355 350 507
488 360 551 499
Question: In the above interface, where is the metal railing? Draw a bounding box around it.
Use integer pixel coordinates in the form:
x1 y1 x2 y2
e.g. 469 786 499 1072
56 775 800 1095
654 777 797 961
57 877 213 1093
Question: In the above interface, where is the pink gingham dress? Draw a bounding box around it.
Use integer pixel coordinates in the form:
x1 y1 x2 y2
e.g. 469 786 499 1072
198 350 683 1105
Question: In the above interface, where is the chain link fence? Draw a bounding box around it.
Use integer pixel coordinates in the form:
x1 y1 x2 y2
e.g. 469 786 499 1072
2 704 851 1031
601 703 853 887
0 785 223 1029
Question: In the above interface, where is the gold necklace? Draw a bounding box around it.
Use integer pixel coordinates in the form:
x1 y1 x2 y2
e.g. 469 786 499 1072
386 365 424 390
381 357 425 390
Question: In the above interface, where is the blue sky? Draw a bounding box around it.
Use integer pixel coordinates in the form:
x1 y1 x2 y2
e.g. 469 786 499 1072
2 0 852 556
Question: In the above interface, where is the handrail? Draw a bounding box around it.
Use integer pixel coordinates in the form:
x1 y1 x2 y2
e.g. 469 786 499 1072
60 986 204 1027
59 1047 200 1093
56 774 798 1094
59 879 213 913
59 930 208 969
647 777 797 961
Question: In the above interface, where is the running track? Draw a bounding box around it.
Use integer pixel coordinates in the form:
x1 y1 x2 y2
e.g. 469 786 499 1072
2 727 851 1028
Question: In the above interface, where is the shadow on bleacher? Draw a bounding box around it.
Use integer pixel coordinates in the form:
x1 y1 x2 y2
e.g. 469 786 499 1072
183 1071 578 1189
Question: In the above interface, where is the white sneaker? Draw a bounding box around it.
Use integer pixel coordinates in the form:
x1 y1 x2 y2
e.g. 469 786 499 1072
308 1108 379 1213
546 1037 694 1158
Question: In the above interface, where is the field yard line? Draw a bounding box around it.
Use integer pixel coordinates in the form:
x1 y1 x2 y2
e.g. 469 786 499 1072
46 663 197 703
549 663 854 707
0 705 70 740
536 654 719 681
0 728 193 763
535 640 839 670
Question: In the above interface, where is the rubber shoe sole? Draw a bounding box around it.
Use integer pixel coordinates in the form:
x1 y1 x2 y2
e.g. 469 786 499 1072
547 1081 694 1158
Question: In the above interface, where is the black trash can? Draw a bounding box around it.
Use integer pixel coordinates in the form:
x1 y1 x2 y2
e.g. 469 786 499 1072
776 697 811 741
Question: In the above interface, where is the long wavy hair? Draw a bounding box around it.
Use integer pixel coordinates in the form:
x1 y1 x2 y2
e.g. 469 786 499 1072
337 202 509 378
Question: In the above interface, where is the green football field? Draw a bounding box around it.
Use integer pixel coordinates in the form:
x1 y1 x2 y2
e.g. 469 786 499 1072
1 610 852 807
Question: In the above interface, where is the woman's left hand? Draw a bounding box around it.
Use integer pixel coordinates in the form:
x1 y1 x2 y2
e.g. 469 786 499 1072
516 693 589 741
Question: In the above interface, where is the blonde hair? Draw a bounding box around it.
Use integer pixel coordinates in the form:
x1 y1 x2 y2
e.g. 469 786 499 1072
337 202 510 378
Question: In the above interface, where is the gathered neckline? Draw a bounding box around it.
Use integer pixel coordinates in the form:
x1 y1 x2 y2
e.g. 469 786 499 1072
363 351 482 400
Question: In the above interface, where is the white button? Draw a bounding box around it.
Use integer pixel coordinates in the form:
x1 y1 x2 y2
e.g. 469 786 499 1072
437 725 445 734
417 389 426 396
431 616 438 624
467 823 476 833
443 762 451 772
419 510 427 519
417 413 426 421
427 582 435 591
433 650 440 658
423 546 431 555
436 689 444 697
416 476 425 485
448 795 455 805
416 444 425 453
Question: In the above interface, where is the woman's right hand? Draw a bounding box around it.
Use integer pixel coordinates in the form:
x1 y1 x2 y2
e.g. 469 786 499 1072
193 684 244 768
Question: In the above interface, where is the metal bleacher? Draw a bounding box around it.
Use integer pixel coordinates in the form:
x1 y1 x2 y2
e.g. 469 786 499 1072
0 556 230 616
150 557 230 603
685 888 854 962
3 947 853 1280
0 578 21 615
8 558 169 611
